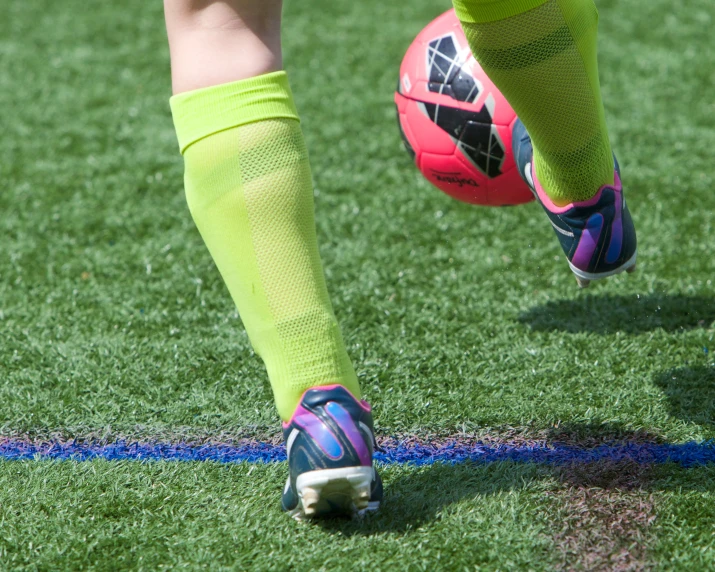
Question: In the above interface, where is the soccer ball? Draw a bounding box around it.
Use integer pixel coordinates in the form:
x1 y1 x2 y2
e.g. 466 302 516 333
395 9 533 206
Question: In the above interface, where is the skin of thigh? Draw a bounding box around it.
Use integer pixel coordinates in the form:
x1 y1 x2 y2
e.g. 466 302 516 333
164 0 284 94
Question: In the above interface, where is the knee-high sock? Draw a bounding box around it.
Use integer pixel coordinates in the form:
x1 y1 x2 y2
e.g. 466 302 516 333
170 72 360 421
453 0 614 205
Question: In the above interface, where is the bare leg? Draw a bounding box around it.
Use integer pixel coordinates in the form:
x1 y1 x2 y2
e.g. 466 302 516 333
164 0 283 94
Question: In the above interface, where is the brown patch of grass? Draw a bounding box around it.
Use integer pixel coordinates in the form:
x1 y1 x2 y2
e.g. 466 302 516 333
557 459 653 491
551 488 656 572
547 425 665 449
549 460 656 571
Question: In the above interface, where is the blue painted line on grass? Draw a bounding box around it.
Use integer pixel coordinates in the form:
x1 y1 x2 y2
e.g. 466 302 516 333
1 439 715 467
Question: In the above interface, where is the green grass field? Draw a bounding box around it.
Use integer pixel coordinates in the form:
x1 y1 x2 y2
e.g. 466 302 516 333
1 0 715 569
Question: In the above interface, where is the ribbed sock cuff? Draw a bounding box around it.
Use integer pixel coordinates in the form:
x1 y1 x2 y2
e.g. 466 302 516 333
453 0 550 23
170 71 300 154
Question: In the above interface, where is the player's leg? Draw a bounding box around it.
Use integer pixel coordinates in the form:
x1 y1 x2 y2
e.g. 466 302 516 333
453 0 636 286
165 0 381 517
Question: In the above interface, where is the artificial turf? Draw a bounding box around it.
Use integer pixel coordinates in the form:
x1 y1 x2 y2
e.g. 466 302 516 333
1 0 714 569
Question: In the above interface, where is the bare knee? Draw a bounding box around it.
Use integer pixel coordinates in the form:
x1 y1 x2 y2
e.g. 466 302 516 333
165 0 283 94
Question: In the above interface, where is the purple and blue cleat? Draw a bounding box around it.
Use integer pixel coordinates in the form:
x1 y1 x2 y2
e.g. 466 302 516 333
512 119 637 288
281 385 382 520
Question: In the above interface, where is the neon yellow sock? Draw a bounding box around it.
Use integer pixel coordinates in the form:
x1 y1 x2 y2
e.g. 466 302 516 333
170 72 360 421
453 0 614 205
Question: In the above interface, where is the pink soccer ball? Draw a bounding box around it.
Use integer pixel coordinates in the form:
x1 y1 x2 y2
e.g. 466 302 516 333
395 9 533 206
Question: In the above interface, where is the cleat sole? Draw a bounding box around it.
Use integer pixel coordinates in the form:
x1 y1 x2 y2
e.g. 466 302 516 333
568 250 638 286
293 467 375 520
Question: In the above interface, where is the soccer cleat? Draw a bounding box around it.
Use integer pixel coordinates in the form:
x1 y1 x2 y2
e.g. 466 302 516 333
281 385 383 520
512 119 637 287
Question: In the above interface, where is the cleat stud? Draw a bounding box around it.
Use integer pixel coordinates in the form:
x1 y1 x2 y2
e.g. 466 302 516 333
626 264 637 274
576 276 590 288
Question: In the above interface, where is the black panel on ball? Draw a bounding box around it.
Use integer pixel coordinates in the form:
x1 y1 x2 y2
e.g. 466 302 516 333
420 102 505 178
427 36 459 85
427 34 481 104
460 121 505 178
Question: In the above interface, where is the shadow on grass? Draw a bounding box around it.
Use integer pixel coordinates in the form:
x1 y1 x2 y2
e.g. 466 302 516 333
318 422 713 536
317 461 546 535
518 293 715 334
654 365 715 426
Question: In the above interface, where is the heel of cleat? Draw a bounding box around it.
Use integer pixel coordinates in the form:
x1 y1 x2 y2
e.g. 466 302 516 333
294 467 375 520
282 385 382 520
569 250 637 287
575 276 591 288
